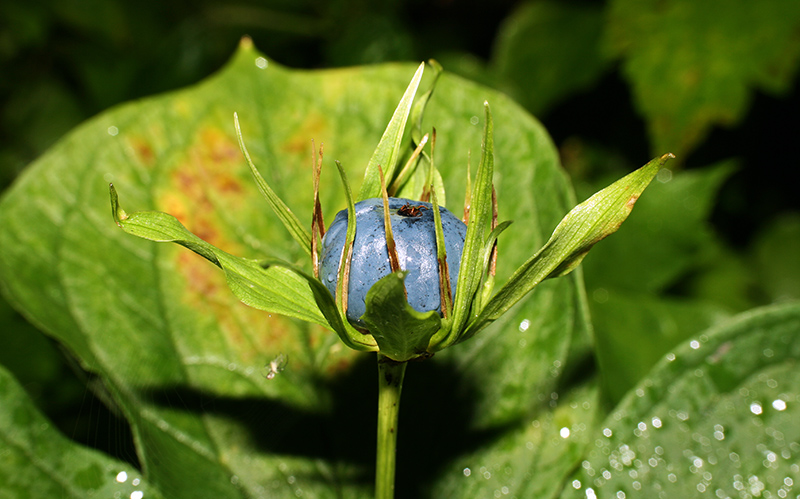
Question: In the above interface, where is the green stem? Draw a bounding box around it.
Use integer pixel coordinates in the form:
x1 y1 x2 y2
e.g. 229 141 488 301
375 355 407 499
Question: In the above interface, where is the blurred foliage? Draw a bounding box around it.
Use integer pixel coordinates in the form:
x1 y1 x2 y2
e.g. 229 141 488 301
1 0 799 496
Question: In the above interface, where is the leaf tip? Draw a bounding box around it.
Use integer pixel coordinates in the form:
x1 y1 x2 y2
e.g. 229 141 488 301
109 183 128 226
239 36 254 51
660 152 676 164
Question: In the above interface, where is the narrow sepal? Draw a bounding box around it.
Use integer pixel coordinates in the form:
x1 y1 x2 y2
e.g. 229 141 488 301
234 113 312 255
358 63 425 201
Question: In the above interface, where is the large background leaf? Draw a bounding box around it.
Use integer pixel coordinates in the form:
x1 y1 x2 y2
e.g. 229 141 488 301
563 303 800 498
0 364 165 498
0 42 588 498
606 0 800 158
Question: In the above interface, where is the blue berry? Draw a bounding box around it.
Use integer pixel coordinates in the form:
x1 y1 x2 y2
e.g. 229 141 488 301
320 197 467 329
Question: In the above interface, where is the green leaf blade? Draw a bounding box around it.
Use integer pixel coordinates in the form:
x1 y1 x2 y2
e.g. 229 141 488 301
361 271 441 362
111 185 328 328
358 62 425 201
0 364 165 499
441 101 495 348
562 303 800 498
466 153 672 338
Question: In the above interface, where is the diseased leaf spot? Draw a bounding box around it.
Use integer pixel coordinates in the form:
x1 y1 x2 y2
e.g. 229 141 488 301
626 193 640 210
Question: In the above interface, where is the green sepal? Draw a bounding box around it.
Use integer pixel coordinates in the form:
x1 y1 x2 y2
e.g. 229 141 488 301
360 271 442 362
442 101 495 348
429 188 453 319
334 160 359 326
109 184 327 326
409 59 442 146
358 62 425 201
476 220 513 311
257 258 377 352
234 113 312 255
462 153 675 341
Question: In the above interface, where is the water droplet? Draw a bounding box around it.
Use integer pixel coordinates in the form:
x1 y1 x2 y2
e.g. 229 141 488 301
255 57 268 69
603 428 613 438
772 399 787 411
463 468 471 477
108 126 119 136
750 402 763 415
560 427 571 438
572 480 582 489
469 116 480 126
666 353 676 361
116 471 128 483
690 340 700 349
131 478 140 486
130 492 144 499
518 319 530 332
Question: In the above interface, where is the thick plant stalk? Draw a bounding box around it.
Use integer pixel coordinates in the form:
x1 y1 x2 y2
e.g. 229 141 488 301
375 356 408 499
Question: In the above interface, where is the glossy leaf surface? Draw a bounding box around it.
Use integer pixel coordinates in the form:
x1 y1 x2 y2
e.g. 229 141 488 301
0 41 585 498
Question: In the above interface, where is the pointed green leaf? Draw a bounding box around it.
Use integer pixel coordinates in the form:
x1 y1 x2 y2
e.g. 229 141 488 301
436 102 495 349
358 62 425 200
334 160 359 325
477 220 513 309
360 271 442 362
257 257 377 352
111 184 328 327
465 153 673 339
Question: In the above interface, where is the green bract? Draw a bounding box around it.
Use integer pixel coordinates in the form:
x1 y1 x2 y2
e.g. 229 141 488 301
110 61 672 363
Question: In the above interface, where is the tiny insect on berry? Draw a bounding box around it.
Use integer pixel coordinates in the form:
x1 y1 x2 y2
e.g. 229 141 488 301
397 203 426 217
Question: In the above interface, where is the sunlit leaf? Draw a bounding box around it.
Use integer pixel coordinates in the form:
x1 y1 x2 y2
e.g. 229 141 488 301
0 42 584 498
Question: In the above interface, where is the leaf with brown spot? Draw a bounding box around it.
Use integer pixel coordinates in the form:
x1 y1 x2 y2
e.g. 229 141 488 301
0 42 593 498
